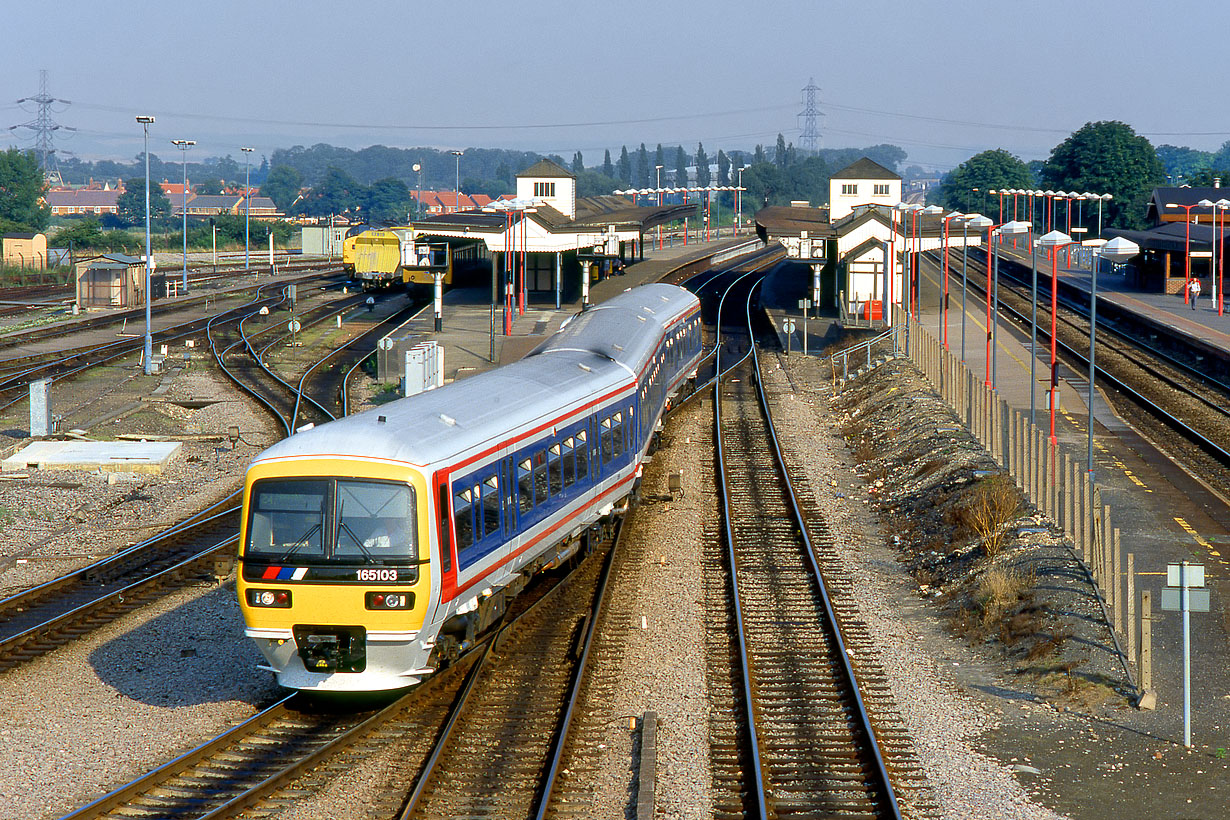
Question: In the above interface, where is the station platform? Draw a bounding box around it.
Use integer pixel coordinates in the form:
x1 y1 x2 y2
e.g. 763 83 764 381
374 236 748 384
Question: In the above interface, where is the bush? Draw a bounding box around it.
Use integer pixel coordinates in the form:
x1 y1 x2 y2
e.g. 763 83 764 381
956 473 1021 558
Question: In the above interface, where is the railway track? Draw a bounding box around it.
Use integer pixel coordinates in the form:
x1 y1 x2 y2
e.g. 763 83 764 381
0 497 240 673
927 249 1230 467
707 276 928 818
57 521 620 820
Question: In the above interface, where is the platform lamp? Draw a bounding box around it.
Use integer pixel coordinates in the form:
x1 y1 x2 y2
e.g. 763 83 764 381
171 139 194 294
1166 200 1202 303
994 221 1032 386
1095 193 1112 238
1038 230 1072 448
963 215 995 384
1217 199 1230 315
413 163 422 219
1093 237 1140 475
136 115 155 376
239 146 254 270
1198 199 1218 308
957 212 982 363
919 204 943 329
940 211 964 349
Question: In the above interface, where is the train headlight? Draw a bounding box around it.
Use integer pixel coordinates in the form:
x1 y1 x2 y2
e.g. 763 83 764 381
365 591 413 610
248 589 292 608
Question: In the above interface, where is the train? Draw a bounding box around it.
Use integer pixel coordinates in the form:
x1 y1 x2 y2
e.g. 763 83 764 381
348 227 486 292
237 283 704 692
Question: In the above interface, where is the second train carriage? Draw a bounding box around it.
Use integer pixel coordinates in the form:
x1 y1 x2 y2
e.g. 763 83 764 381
238 283 703 691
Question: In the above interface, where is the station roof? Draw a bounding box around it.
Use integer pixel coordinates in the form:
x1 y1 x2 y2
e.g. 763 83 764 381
754 206 833 240
517 158 575 179
1104 222 1222 254
1147 187 1230 223
830 157 900 180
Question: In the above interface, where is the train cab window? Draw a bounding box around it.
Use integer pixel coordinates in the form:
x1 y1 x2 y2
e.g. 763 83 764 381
576 430 589 481
548 443 563 496
437 484 452 574
335 480 417 563
246 479 327 559
600 417 614 464
518 458 534 513
480 476 500 537
453 487 474 548
561 437 576 487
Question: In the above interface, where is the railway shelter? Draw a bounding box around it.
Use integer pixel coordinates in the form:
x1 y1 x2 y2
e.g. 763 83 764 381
408 159 692 311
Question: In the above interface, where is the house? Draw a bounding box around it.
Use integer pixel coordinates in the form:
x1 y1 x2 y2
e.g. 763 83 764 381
75 253 146 309
44 189 121 217
516 159 577 218
182 194 243 217
828 157 902 221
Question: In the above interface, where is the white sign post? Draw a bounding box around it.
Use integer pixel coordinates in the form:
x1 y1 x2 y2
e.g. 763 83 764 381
377 336 394 381
797 299 812 355
782 318 796 355
1161 562 1209 747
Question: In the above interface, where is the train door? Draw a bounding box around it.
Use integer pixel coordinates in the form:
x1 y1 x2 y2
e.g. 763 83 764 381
502 456 517 537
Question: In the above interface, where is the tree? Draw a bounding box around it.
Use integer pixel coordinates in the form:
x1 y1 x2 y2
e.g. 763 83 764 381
603 149 614 179
636 143 649 187
116 177 172 226
364 177 413 223
695 143 711 187
1042 121 1164 230
260 165 303 214
741 162 786 210
297 166 363 218
1156 144 1212 184
0 148 49 232
717 150 731 186
753 144 767 165
775 134 788 169
937 149 1032 217
618 146 631 184
674 146 689 187
197 178 223 195
571 151 585 175
654 144 665 185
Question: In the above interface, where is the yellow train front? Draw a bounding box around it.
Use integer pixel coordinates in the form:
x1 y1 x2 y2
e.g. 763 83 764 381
238 454 436 692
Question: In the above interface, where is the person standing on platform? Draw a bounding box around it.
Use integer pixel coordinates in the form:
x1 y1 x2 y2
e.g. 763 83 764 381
1189 277 1201 309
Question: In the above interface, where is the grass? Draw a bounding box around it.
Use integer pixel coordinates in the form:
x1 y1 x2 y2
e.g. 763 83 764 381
953 473 1021 558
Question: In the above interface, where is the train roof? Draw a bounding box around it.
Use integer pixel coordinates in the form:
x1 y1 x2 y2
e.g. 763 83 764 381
250 284 699 471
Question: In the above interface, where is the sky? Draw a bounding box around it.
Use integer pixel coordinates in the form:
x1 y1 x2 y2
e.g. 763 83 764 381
3 0 1228 175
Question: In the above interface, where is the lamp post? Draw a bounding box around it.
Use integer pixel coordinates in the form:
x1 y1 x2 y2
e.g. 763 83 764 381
412 163 422 219
736 167 745 235
136 115 155 376
941 211 964 349
920 205 943 329
971 215 998 386
655 165 663 249
171 139 194 294
1038 230 1072 447
451 150 464 213
1095 237 1140 474
241 146 253 270
994 222 1032 386
1166 201 1201 304
1095 193 1112 237
959 212 985 363
1215 197 1225 314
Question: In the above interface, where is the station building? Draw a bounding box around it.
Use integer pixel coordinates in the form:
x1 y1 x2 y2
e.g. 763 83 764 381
405 159 692 305
755 157 964 327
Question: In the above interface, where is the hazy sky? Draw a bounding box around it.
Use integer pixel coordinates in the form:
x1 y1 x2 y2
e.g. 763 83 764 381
4 0 1227 173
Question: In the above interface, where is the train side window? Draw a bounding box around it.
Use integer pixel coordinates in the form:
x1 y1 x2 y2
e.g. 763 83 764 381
611 412 624 459
453 487 474 549
576 430 589 480
517 458 534 514
548 443 563 496
600 417 614 464
561 437 576 487
438 484 452 574
533 449 549 503
481 476 500 537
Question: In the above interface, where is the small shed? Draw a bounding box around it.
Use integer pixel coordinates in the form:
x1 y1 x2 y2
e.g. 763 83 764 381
2 233 48 269
76 253 145 309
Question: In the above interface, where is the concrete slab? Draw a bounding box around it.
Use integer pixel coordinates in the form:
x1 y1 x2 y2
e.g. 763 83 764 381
2 440 182 474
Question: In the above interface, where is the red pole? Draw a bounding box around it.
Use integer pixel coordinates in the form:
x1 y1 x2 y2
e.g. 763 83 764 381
1220 207 1225 316
889 211 896 324
1050 244 1062 446
503 212 512 335
985 225 994 386
1185 206 1192 304
519 210 526 315
942 216 951 348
